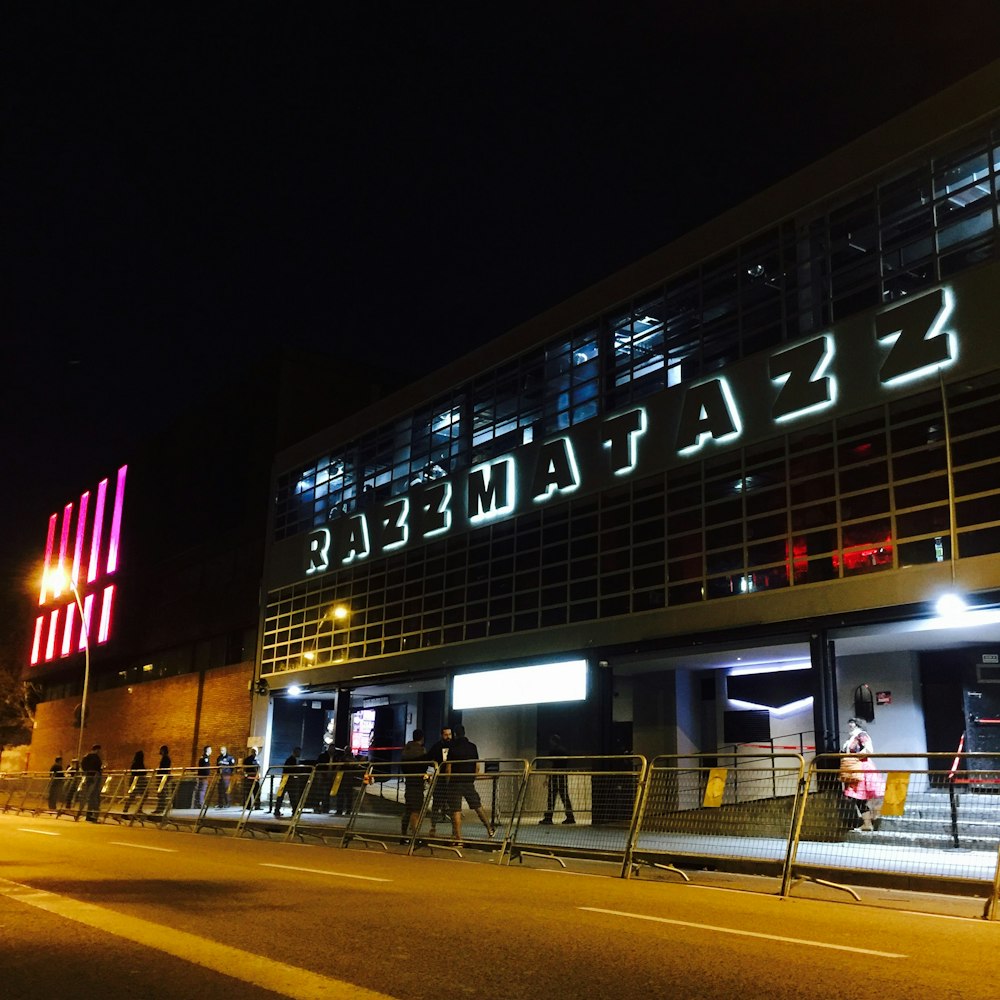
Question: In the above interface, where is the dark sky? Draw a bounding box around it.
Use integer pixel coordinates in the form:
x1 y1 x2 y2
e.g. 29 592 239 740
3 4 1000 646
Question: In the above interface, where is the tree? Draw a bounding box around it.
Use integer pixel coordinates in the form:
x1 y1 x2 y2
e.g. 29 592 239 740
0 669 34 746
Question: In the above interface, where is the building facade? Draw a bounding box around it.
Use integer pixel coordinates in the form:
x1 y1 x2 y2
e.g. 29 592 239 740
256 63 1000 771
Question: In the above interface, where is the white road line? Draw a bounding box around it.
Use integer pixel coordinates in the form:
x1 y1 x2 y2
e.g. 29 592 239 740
109 841 178 852
579 907 907 958
16 828 60 837
260 862 392 882
0 877 399 1000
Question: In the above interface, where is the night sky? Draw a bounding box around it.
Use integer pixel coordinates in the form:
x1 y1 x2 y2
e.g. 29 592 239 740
3 4 1000 656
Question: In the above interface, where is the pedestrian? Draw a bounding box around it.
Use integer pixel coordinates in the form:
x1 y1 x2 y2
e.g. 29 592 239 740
332 746 360 817
124 750 148 811
400 729 427 838
63 758 80 808
47 755 64 811
315 744 333 813
273 746 302 818
194 745 212 809
242 747 262 810
840 718 886 832
539 732 575 825
425 725 453 835
80 743 103 823
155 744 172 813
216 745 235 808
444 725 495 845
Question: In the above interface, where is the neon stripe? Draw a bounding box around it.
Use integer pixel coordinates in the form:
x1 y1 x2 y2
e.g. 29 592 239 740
87 479 108 584
56 504 73 596
39 514 58 605
30 617 44 665
60 602 77 657
97 584 114 643
79 593 94 651
45 609 59 661
73 491 90 586
106 465 127 574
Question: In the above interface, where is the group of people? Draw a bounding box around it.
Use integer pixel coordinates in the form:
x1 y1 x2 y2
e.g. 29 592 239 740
399 724 497 846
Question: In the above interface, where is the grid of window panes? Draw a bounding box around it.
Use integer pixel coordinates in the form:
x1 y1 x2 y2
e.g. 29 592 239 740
261 371 1000 674
273 120 1000 542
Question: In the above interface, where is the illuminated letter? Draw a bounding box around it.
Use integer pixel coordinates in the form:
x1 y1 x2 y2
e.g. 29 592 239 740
532 438 580 500
336 514 370 564
676 378 742 455
603 408 647 475
876 287 956 386
468 458 515 523
421 481 452 538
306 528 331 575
381 497 409 551
770 336 836 423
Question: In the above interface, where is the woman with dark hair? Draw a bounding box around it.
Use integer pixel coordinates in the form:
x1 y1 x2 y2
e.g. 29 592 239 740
840 718 886 831
124 750 147 811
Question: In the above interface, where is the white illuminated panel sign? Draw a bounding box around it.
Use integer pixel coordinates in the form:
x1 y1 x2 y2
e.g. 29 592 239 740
452 659 587 709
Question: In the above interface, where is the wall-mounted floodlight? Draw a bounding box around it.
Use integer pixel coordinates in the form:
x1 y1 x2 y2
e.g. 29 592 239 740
935 592 968 621
288 684 303 696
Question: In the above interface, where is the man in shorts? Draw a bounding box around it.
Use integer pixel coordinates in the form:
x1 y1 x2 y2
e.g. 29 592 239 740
444 724 495 845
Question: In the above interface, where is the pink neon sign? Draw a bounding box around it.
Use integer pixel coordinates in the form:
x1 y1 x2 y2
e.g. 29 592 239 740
31 465 128 667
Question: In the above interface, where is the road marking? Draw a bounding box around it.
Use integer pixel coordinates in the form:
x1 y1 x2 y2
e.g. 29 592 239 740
0 877 400 1000
17 828 60 837
109 841 178 852
260 862 392 882
579 907 907 958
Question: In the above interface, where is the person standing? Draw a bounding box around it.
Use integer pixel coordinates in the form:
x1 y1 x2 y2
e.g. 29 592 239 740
155 745 173 813
273 747 302 818
80 743 103 823
242 747 262 810
216 745 236 808
194 745 212 809
840 718 886 832
445 725 495 845
400 729 427 838
425 726 453 835
539 732 575 825
314 744 333 813
47 756 64 811
124 750 148 811
63 758 80 808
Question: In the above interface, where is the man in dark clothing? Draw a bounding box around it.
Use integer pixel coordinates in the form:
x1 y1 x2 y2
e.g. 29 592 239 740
155 745 173 813
445 725 495 844
314 745 333 813
425 726 452 835
242 747 262 810
400 729 428 837
48 756 64 811
194 745 212 809
80 744 103 822
539 732 576 825
216 746 236 808
273 747 302 817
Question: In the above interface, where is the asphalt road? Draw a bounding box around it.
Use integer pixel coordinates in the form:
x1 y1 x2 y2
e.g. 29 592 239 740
1 812 996 999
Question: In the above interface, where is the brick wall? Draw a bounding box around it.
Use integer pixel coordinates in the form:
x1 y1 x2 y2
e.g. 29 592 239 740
17 661 254 773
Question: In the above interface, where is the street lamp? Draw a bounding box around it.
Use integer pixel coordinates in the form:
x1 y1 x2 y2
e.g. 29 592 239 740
47 565 91 767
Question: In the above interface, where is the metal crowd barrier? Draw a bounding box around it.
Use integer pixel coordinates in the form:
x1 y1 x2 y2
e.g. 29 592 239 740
8 752 1000 919
507 755 647 872
786 752 1000 908
628 753 805 884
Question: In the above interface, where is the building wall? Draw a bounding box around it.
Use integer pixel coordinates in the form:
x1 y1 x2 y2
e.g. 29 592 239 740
19 661 252 772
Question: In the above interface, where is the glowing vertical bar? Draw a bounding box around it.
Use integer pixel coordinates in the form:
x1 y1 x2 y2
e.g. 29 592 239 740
73 490 90 587
45 608 60 661
97 584 115 643
56 503 73 596
30 617 45 665
39 513 58 605
87 478 108 584
61 602 77 657
106 465 127 574
79 593 95 651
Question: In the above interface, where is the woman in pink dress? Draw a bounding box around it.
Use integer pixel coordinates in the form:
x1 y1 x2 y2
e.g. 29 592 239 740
841 718 886 832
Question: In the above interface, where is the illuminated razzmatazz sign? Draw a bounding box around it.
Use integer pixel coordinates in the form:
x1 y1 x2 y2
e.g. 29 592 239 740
302 286 958 577
30 465 128 666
